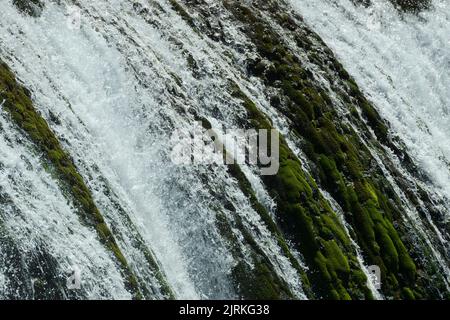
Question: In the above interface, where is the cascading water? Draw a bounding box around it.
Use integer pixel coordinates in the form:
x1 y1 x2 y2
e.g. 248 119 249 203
0 0 449 300
0 102 132 299
0 0 308 299
289 0 450 219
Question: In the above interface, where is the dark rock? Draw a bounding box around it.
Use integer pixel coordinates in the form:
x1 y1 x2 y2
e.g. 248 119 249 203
13 0 44 17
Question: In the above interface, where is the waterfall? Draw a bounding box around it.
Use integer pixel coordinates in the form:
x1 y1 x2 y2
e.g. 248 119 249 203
0 0 448 300
0 0 307 299
289 0 450 219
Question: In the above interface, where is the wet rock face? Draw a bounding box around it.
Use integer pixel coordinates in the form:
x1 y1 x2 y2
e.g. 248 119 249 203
391 0 432 12
13 0 44 17
177 0 450 299
1 0 448 300
354 0 432 12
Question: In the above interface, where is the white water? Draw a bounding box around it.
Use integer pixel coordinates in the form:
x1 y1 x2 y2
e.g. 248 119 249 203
290 0 450 217
0 109 131 299
0 0 306 299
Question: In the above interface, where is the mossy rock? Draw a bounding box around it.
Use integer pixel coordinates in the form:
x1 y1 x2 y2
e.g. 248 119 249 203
228 80 369 299
222 0 424 299
196 115 300 299
390 0 431 12
0 61 142 299
13 0 44 17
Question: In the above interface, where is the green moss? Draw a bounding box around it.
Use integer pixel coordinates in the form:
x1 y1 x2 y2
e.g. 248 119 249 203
169 0 197 31
321 215 351 247
0 61 142 299
375 223 399 271
402 287 416 300
13 0 44 17
223 0 422 299
229 81 369 299
358 100 389 143
389 0 432 12
222 206 295 299
315 252 332 283
226 162 309 283
232 258 291 300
